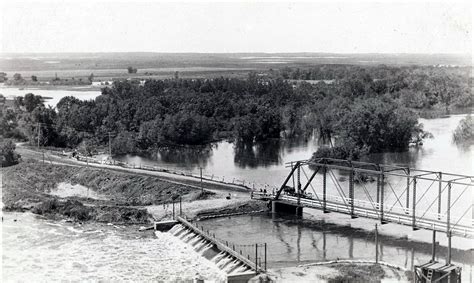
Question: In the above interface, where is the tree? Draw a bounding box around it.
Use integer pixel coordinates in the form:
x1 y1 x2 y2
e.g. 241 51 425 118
1 139 21 167
0 72 7 82
127 67 138 74
31 75 38 82
23 93 43 112
88 73 94 83
334 97 425 153
13 73 23 81
453 115 473 144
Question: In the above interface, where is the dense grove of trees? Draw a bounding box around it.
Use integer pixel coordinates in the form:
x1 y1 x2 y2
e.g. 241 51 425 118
1 65 470 159
279 65 472 110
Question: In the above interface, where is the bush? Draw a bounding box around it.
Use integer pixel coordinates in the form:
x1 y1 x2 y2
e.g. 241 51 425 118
1 139 21 167
312 144 369 161
453 115 473 144
335 98 425 153
32 199 92 221
32 199 59 215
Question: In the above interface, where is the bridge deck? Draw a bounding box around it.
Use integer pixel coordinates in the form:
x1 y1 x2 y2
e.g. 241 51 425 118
252 192 473 238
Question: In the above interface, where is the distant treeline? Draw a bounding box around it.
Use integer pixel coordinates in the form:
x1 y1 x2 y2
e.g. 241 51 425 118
275 65 472 110
2 64 470 158
2 72 93 86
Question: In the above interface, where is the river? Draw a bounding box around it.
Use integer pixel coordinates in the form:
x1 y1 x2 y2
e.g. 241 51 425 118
2 86 472 280
199 213 473 280
115 114 473 187
1 212 226 282
0 85 101 107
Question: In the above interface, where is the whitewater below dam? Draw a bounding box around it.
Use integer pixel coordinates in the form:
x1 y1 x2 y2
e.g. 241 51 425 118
1 212 226 282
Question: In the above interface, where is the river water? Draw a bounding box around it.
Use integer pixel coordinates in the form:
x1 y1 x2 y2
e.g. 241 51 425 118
2 87 472 280
0 85 101 107
1 212 226 282
116 114 473 186
199 213 473 280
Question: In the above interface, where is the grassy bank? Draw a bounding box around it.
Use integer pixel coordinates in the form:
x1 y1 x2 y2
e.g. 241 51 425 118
2 160 213 224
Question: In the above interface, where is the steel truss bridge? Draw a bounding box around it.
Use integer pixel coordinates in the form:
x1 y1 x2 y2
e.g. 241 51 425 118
253 158 473 240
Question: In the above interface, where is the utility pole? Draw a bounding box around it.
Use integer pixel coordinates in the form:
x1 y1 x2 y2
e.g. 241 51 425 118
200 167 203 193
37 123 45 164
37 122 41 148
108 132 112 158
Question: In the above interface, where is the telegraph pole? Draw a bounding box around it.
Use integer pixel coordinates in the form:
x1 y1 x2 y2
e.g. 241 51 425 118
37 122 41 148
200 167 203 193
108 132 112 160
37 123 45 164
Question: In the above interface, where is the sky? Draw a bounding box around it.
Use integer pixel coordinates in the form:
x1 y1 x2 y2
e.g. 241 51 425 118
1 0 472 54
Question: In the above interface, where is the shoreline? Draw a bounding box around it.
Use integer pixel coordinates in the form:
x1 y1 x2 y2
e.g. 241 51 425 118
11 145 474 251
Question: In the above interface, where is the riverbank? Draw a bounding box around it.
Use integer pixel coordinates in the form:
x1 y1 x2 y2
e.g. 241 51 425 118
2 160 221 224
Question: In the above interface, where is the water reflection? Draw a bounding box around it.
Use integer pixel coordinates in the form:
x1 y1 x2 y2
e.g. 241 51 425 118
201 214 473 278
116 145 214 171
233 136 318 168
115 114 472 187
156 145 214 169
233 140 283 168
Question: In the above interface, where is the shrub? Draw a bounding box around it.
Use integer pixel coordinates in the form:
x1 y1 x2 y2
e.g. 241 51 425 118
1 139 21 167
453 115 473 144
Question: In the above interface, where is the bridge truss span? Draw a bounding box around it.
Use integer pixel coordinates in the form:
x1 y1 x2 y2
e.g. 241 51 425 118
266 158 473 239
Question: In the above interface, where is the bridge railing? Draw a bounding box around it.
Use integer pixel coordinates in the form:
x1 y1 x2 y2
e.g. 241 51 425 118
270 159 473 238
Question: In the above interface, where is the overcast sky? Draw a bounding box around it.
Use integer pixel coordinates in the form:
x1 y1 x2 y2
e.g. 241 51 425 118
1 1 472 54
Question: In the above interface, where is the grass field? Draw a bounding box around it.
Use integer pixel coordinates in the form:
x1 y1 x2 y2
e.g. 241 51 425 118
1 52 470 82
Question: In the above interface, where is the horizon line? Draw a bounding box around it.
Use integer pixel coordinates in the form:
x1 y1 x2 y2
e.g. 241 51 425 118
1 51 471 56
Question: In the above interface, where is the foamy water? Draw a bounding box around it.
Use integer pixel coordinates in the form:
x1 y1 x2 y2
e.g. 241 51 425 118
2 212 226 282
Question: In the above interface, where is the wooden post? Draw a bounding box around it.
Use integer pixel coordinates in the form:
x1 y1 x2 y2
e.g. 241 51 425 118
37 122 41 148
438 172 442 220
172 201 175 219
200 167 203 193
264 243 267 271
108 132 112 158
446 182 452 265
375 224 379 263
447 231 452 265
412 177 417 229
446 182 451 235
376 174 380 209
349 168 355 218
380 167 385 223
323 166 328 213
406 168 410 212
255 244 258 273
179 196 182 216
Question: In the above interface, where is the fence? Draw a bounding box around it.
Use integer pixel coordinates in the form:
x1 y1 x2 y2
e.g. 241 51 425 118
179 215 267 272
54 151 277 193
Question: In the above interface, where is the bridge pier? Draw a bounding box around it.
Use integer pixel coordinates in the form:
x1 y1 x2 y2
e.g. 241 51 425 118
271 200 303 217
